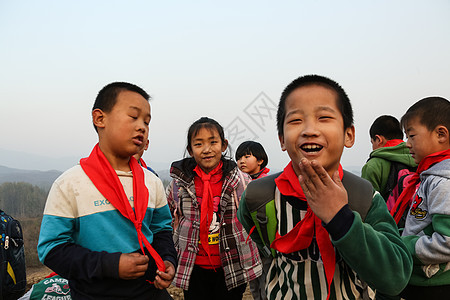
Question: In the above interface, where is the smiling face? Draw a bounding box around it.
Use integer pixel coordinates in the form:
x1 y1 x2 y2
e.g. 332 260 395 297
94 90 151 170
404 117 445 164
237 153 263 175
189 127 227 173
279 84 355 176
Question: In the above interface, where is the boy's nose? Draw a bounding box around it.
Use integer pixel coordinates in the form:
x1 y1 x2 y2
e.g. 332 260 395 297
301 121 319 136
405 139 412 148
137 121 147 133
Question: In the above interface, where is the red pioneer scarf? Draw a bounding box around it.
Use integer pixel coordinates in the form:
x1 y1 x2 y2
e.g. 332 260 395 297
80 144 165 273
193 161 223 265
390 149 450 224
254 167 270 180
271 162 343 300
384 139 404 148
139 158 148 169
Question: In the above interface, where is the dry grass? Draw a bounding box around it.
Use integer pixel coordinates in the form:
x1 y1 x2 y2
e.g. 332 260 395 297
19 216 43 268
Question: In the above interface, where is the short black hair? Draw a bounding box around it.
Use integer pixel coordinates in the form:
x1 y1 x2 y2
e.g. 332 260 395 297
92 82 150 132
401 96 450 132
276 74 353 136
235 141 268 169
369 115 403 140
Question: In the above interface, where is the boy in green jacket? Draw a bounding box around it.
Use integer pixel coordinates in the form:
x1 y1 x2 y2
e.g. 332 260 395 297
361 115 416 200
237 75 412 299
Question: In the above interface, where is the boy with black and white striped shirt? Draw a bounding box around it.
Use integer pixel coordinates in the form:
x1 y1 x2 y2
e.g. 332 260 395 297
238 75 412 300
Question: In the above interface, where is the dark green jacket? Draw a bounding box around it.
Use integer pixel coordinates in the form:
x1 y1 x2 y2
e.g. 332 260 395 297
361 142 416 194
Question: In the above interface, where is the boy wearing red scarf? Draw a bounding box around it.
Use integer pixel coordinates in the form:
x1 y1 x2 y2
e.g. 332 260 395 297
390 97 450 299
37 82 177 300
361 115 417 199
237 75 412 299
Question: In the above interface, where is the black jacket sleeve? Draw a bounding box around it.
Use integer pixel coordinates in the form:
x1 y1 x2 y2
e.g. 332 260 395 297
44 242 121 280
152 230 178 270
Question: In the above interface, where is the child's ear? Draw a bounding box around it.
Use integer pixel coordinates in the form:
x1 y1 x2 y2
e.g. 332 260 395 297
278 135 286 151
92 109 106 129
222 139 229 152
344 125 356 148
436 125 449 144
257 159 264 166
372 134 387 149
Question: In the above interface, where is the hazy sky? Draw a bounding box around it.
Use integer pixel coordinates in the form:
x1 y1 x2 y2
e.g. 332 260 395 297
1 1 449 172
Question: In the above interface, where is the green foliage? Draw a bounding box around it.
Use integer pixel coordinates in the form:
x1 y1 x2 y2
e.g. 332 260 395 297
0 182 48 269
0 182 48 218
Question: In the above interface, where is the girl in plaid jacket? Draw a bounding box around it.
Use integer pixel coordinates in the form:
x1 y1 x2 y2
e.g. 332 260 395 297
166 117 262 300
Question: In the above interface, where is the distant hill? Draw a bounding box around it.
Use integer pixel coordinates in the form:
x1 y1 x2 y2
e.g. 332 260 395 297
344 166 362 177
0 148 80 172
0 165 62 190
156 168 170 181
0 165 173 191
0 146 363 189
0 148 172 174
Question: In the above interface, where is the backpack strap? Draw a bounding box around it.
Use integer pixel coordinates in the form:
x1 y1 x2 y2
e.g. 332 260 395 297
382 161 417 200
244 173 282 210
245 172 281 257
342 170 373 221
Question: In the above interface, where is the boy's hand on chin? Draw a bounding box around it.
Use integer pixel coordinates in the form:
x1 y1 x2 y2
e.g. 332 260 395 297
298 158 348 223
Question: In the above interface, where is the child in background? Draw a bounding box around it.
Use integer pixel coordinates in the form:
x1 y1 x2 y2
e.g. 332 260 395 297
390 97 450 299
236 141 270 180
133 139 159 176
238 75 412 299
361 115 416 200
235 140 270 300
37 82 177 300
166 117 262 300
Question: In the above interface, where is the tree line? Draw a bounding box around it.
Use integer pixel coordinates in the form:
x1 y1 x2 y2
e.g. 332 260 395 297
0 182 48 218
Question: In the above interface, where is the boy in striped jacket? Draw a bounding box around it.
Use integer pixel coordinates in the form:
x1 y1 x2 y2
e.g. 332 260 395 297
238 75 412 300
